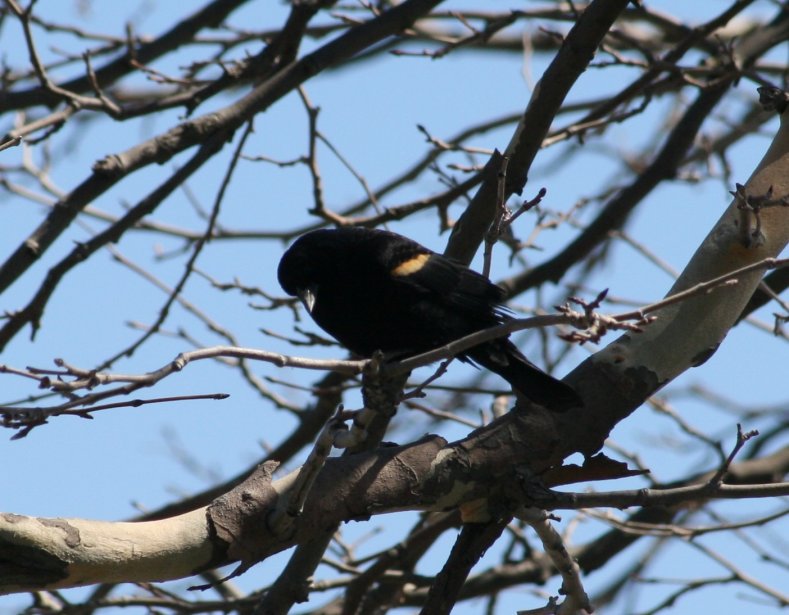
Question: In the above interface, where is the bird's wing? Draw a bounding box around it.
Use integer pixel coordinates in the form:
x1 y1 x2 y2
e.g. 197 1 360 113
389 252 508 317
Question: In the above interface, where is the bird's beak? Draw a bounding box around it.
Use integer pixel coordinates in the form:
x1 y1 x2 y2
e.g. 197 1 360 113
297 286 317 313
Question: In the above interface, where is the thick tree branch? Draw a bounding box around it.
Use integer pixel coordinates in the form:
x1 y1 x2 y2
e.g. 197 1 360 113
559 88 789 455
1 418 785 595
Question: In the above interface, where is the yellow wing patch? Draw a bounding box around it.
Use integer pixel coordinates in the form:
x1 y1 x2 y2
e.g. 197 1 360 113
391 253 430 277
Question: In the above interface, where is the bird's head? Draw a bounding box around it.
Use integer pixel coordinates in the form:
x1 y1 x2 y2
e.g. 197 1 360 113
277 229 355 313
278 239 320 313
278 226 400 315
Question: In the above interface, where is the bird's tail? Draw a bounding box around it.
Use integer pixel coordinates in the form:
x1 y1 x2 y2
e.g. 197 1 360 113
468 342 581 411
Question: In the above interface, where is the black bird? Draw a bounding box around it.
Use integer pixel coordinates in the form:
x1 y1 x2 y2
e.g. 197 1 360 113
277 227 581 410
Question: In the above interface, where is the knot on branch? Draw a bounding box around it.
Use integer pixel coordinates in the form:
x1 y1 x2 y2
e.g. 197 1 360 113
731 183 789 248
758 85 789 114
204 460 281 579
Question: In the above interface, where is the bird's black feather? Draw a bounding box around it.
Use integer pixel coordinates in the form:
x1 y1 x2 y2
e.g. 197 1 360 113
277 227 581 410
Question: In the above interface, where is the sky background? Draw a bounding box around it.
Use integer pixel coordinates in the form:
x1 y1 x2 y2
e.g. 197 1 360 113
0 1 787 614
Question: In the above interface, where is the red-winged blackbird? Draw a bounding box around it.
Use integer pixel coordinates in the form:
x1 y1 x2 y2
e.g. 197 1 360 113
277 227 581 410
